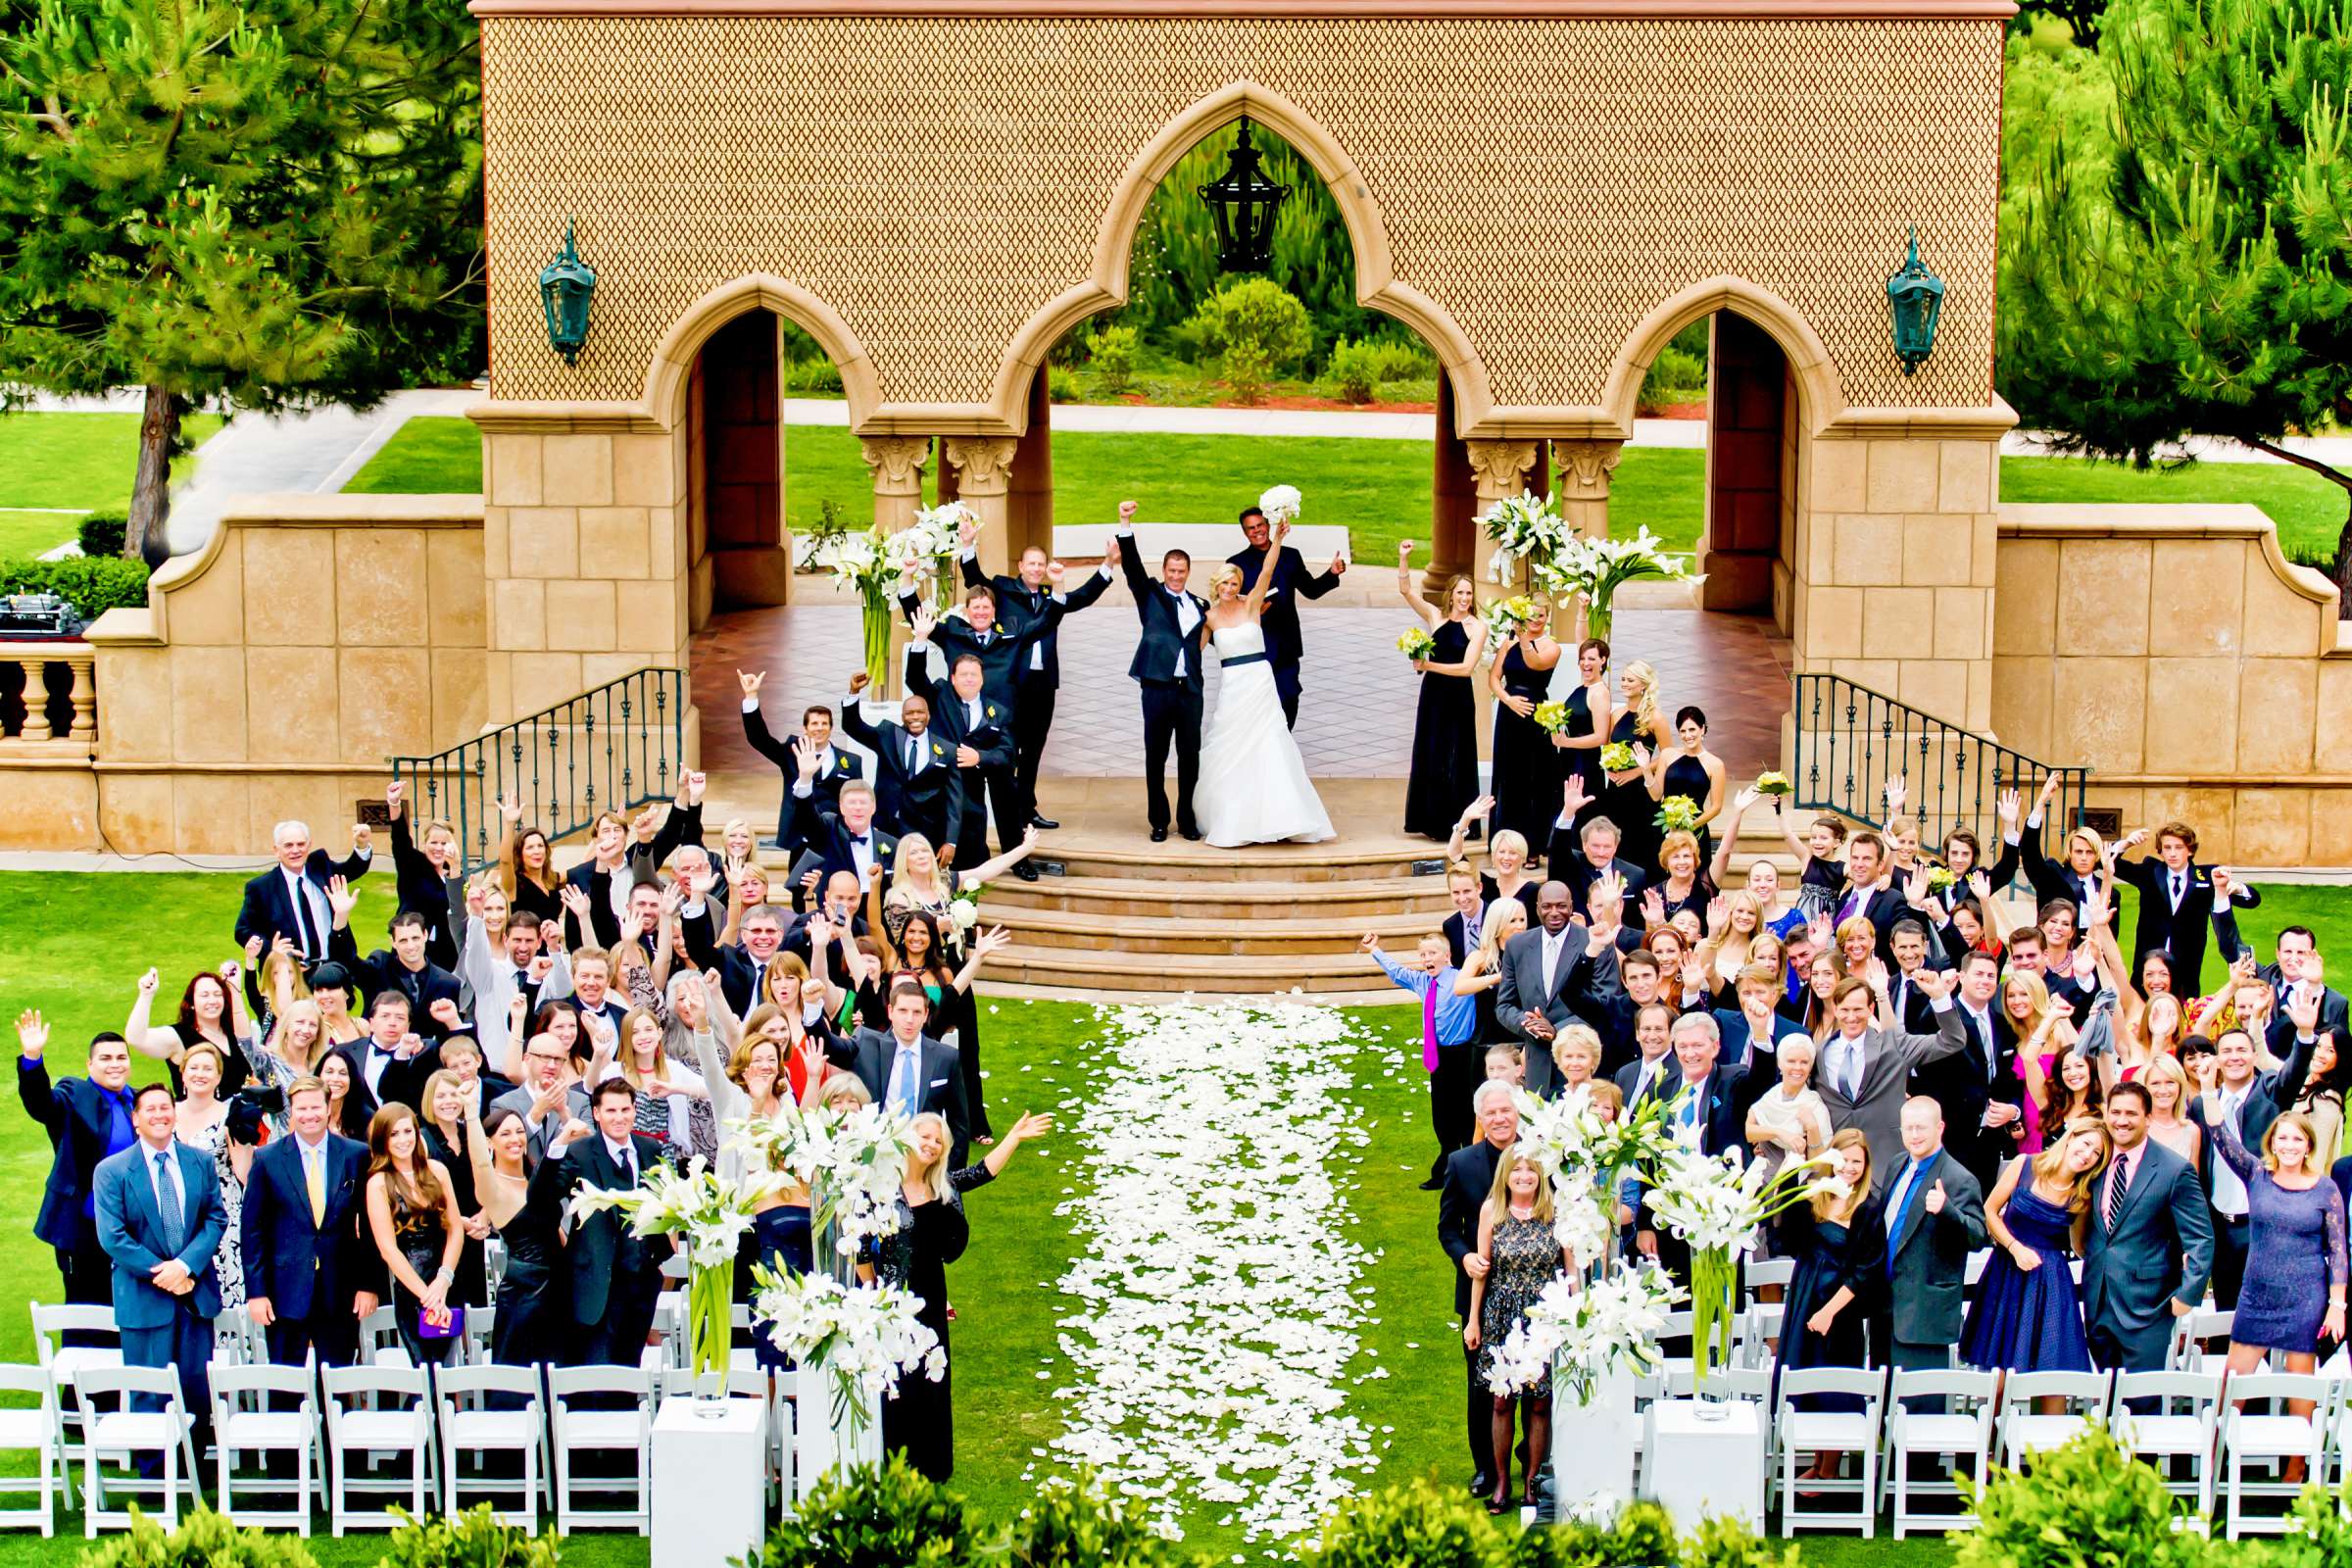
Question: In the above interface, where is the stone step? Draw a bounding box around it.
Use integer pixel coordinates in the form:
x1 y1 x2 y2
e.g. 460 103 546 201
1024 837 1442 883
989 906 1442 956
977 980 1413 1008
983 944 1405 996
978 873 1451 920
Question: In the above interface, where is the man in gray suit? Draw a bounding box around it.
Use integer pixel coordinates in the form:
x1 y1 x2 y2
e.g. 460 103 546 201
489 1033 593 1172
1811 970 1969 1187
2083 1080 2215 1371
1877 1096 1986 1399
1494 881 1604 1098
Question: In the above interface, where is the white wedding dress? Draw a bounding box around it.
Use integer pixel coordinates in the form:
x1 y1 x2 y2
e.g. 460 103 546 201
1196 620 1336 848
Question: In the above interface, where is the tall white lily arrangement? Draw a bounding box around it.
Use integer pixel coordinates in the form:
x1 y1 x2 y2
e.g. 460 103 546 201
563 1155 789 1380
1642 1137 1846 1383
1479 490 1573 585
750 1266 942 1455
1534 526 1697 642
741 1102 918 1263
1487 1264 1687 1399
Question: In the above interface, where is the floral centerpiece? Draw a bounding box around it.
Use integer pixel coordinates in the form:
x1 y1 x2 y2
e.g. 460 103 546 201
808 528 909 691
1535 526 1697 643
564 1155 787 1389
750 1266 942 1458
1396 626 1438 662
1486 1263 1686 1401
1642 1139 1844 1396
1483 594 1540 646
741 1101 918 1267
1479 490 1572 586
1532 699 1570 736
1600 741 1640 774
1754 770 1792 798
900 502 974 613
1654 795 1701 836
1258 484 1302 526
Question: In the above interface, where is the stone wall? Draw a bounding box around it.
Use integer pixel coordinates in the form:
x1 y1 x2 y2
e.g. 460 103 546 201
68 495 488 856
1990 504 2351 865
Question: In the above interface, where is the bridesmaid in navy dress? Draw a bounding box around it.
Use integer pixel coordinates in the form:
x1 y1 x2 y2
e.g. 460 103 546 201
1649 706 1729 868
1486 602 1561 860
1775 1130 1882 1479
1961 1117 2108 1374
1601 660 1669 877
1397 546 1490 840
1552 637 1613 838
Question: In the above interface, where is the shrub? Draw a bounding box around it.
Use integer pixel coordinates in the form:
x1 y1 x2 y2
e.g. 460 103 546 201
1328 337 1384 404
1000 1471 1181 1568
1086 323 1139 395
1637 346 1707 412
740 1458 982 1568
77 510 128 559
0 554 152 619
376 1504 564 1568
1221 341 1272 406
792 358 846 395
1299 1479 1502 1568
1958 1429 2211 1568
1187 277 1314 378
1047 364 1083 403
78 1506 320 1568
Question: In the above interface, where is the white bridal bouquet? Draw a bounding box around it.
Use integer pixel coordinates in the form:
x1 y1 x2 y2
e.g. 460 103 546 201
741 1100 919 1258
1258 483 1302 526
1479 490 1573 585
750 1266 943 1438
564 1155 788 1379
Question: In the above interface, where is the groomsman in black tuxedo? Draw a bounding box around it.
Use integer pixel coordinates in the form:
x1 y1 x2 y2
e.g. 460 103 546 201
902 623 1019 869
897 581 1046 711
954 514 1113 829
836 669 961 850
2112 819 2259 988
739 672 861 853
1113 501 1209 842
1225 505 1345 729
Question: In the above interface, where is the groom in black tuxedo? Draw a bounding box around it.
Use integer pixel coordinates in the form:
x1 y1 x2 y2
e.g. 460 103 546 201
1226 506 1345 729
1113 501 1208 842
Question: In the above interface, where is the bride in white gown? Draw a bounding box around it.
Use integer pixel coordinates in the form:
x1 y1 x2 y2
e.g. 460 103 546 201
1196 521 1336 848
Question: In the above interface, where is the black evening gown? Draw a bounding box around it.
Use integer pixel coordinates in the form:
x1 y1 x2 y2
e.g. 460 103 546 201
423 1126 489 1306
1601 711 1664 878
1772 1200 1886 1410
1661 753 1715 865
876 1191 971 1481
1403 619 1481 840
1563 683 1605 833
490 1183 563 1368
1490 642 1558 858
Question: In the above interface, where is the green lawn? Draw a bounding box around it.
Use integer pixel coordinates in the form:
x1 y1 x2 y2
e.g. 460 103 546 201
348 416 2344 568
0 869 2345 1559
0 513 78 561
0 413 222 516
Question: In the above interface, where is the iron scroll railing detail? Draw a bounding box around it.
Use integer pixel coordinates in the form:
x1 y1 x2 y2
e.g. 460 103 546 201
391 667 685 878
1789 673 2089 858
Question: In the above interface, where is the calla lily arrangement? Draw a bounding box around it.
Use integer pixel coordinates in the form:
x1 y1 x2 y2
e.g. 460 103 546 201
564 1154 789 1379
1479 490 1573 584
1535 525 1698 642
739 1102 918 1259
1643 1138 1849 1384
1487 1263 1688 1399
750 1264 943 1449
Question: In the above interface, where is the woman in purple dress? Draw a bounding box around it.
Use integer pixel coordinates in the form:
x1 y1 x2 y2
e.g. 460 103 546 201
2202 1104 2347 1477
1961 1116 2108 1376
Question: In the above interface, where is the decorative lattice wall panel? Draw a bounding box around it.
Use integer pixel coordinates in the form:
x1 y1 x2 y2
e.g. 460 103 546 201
480 15 2001 416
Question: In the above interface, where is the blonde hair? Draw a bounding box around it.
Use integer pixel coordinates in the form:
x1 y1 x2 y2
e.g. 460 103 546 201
2001 969 2060 1042
1484 1150 1555 1227
1550 1024 1602 1081
1832 915 1880 973
1490 829 1530 863
889 834 944 899
1209 563 1244 596
1813 1127 1873 1221
906 1111 952 1200
1473 898 1528 973
1619 659 1662 739
615 1006 671 1091
2142 1054 2190 1117
2031 1116 2114 1211
2265 1110 2324 1175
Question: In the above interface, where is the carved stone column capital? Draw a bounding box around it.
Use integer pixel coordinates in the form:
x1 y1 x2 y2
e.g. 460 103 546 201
1555 439 1624 499
858 435 930 496
1463 438 1540 502
943 436 1019 497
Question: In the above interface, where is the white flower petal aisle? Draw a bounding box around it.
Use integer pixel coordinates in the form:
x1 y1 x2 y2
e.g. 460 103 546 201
1039 1001 1383 1545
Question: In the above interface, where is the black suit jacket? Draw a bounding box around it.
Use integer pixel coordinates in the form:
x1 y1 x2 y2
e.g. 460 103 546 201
850 1028 971 1171
1439 1139 1507 1317
234 847 372 956
19 1058 130 1253
838 698 961 841
353 951 465 1039
2016 819 2111 929
1547 850 1647 933
240 1133 370 1321
960 555 1113 688
1225 543 1339 670
1635 1064 1748 1158
1116 533 1209 687
2116 855 2257 987
388 813 463 972
904 647 1015 773
745 707 861 845
904 592 1053 711
788 793 900 896
526 1131 668 1325
1443 910 1478 970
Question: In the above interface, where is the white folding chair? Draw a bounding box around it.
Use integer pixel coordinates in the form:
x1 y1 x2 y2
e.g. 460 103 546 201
1774 1367 1886 1537
2171 1310 2235 1373
1742 1257 1794 1301
1740 1303 1786 1368
654 1292 685 1370
2222 1371 2336 1538
1996 1369 2114 1468
459 1303 498 1367
435 1364 542 1527
1962 1249 1992 1288
321 1364 434 1536
212 1361 320 1533
29 1303 120 1502
0 1363 58 1535
210 1310 263 1369
1885 1367 1997 1537
2113 1369 2222 1524
769 1368 802 1508
74 1365 202 1536
356 1307 414 1371
548 1365 653 1532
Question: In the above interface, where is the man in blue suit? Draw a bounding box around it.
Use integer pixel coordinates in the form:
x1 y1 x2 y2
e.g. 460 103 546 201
17 1011 139 1318
94 1085 226 1437
232 818 372 967
240 1077 375 1367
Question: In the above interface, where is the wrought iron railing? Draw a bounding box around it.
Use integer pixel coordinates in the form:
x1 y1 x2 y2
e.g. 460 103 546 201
391 667 685 877
1790 673 2090 869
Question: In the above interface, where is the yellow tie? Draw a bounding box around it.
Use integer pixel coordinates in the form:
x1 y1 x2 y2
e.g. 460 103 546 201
305 1146 326 1227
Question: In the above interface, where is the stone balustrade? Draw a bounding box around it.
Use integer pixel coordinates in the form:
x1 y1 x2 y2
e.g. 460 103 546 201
0 643 96 753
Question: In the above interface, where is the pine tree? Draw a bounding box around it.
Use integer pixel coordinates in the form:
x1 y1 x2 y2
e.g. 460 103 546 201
1997 0 2352 599
0 0 483 562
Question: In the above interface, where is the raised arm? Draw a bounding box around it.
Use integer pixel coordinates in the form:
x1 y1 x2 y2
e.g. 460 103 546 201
1712 788 1759 887
2199 1094 2257 1181
950 926 1010 994
1446 795 1493 865
1396 542 1439 625
960 825 1040 887
1112 502 1152 608
1243 526 1283 617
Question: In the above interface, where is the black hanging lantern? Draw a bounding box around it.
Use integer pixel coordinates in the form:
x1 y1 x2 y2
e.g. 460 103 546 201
1886 226 1945 376
1198 117 1291 274
539 219 598 367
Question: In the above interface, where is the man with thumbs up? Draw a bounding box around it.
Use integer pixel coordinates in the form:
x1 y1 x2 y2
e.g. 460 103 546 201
1876 1097 1985 1403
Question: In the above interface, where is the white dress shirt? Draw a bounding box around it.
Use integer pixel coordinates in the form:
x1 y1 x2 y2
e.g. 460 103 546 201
1168 589 1200 677
139 1136 186 1230
1539 927 1572 993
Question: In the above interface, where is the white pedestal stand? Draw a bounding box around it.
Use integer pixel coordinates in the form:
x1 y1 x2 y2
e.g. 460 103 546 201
793 1377 885 1501
652 1396 766 1568
1549 1359 1639 1521
1642 1397 1767 1531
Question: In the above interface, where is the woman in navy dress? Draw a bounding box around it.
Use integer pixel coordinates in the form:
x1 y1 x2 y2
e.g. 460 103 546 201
1647 706 1729 869
1486 603 1561 858
1775 1130 1882 1479
1601 660 1669 876
2202 1104 2347 1469
1552 638 1613 838
1961 1116 2108 1374
1397 550 1489 840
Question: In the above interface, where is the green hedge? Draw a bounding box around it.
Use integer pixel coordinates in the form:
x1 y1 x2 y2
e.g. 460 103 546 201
0 553 151 618
77 1501 564 1568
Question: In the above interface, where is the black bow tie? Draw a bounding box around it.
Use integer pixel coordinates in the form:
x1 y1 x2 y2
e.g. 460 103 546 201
850 835 868 846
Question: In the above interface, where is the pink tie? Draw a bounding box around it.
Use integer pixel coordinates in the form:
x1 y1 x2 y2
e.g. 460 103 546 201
1421 980 1442 1073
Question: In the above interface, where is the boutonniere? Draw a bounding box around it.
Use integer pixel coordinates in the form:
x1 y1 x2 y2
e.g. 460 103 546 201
836 758 852 774
930 742 945 759
985 705 998 719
